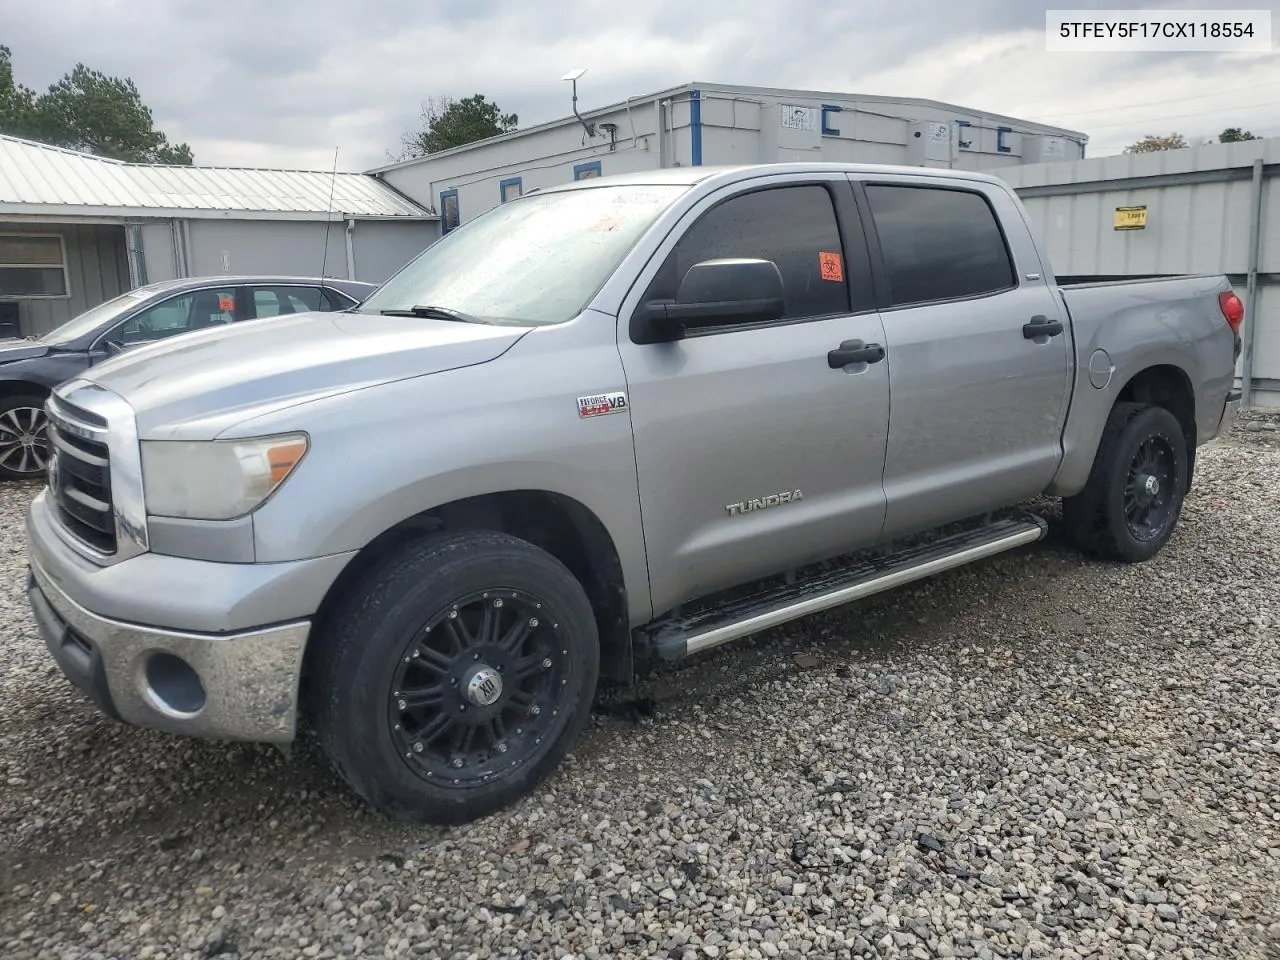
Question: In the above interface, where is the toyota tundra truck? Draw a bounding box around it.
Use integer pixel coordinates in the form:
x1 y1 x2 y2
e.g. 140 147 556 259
23 162 1243 824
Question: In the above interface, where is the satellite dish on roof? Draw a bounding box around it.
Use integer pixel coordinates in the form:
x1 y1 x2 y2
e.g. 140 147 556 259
560 68 595 139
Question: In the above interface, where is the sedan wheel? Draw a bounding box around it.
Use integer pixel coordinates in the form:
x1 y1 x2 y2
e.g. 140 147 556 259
0 399 50 480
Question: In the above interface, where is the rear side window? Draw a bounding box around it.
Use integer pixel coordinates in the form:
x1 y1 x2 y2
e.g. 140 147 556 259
251 286 326 318
647 184 851 320
864 185 1016 307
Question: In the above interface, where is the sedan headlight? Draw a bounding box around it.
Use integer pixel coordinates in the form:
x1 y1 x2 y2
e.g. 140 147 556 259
140 433 309 520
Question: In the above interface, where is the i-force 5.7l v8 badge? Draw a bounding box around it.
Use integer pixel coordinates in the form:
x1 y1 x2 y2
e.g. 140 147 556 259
577 391 628 418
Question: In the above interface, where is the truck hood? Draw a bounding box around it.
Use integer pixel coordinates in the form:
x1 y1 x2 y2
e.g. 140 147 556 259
0 338 50 363
76 311 532 439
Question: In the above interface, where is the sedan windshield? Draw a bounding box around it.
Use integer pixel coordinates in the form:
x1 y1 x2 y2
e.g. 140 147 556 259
355 183 688 326
39 288 155 346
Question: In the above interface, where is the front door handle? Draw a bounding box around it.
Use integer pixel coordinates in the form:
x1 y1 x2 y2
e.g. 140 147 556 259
1023 315 1064 339
828 339 886 368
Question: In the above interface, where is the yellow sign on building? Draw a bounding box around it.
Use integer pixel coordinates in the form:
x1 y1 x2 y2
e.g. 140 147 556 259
1114 205 1147 230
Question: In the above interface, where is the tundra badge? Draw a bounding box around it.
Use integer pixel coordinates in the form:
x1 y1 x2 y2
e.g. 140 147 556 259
578 391 629 418
725 490 804 517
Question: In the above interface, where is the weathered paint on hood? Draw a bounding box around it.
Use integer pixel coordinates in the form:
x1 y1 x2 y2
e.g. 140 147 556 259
77 311 531 439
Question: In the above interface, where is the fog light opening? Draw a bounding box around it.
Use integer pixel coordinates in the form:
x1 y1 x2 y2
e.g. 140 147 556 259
144 652 206 717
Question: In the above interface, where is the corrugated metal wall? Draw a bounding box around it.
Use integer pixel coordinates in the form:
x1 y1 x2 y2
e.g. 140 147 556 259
349 220 436 284
998 139 1280 407
0 221 129 336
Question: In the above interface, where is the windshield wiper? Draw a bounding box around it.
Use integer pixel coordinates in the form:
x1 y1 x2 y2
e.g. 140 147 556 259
379 304 482 323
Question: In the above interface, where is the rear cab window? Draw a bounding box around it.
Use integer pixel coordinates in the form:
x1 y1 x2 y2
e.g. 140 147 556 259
863 184 1016 307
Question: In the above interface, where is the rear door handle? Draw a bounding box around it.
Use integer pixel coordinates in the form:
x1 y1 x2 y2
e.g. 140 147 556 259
1023 315 1063 339
828 339 886 368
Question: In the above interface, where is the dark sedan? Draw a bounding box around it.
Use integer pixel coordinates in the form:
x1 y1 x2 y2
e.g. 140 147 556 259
0 274 375 480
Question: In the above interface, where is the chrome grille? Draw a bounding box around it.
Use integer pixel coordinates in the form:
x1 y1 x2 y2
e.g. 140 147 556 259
46 401 117 555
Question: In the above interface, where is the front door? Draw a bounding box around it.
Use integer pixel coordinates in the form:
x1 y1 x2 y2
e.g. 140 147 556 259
855 178 1073 539
617 175 892 618
93 285 247 358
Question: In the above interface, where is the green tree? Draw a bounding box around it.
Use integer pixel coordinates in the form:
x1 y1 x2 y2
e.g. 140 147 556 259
0 45 193 164
399 94 517 158
0 45 39 139
1219 127 1258 142
1124 132 1189 153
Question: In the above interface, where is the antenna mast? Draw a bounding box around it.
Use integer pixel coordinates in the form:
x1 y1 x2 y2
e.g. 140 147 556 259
320 145 339 279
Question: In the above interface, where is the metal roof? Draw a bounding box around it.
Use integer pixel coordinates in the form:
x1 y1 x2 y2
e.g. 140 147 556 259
0 135 432 221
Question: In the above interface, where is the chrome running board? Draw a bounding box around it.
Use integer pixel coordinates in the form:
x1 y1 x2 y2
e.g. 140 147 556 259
642 514 1048 661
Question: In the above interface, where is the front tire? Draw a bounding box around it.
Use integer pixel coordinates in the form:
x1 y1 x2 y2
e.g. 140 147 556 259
1062 402 1189 563
0 394 50 481
308 530 600 824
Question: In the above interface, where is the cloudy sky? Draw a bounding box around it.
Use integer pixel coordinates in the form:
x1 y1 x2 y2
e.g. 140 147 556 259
4 0 1279 171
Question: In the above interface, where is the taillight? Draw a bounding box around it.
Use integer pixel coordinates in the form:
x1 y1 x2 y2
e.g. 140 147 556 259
1219 291 1244 336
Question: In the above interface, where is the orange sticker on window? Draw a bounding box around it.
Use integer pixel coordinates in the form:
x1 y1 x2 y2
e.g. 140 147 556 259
217 294 234 312
819 251 844 282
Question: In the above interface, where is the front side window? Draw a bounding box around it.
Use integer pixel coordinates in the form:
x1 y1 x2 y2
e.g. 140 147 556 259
113 287 239 344
644 184 851 320
355 183 687 327
864 185 1016 307
0 235 68 298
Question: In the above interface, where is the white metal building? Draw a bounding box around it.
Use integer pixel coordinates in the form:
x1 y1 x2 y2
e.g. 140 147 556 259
369 81 1089 234
998 137 1280 408
0 135 436 336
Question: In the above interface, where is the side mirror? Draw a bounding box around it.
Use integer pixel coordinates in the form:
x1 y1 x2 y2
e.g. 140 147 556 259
105 340 125 356
637 258 785 343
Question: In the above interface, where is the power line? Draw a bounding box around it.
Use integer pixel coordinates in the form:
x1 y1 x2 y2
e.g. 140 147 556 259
1077 99 1280 131
1034 79 1280 121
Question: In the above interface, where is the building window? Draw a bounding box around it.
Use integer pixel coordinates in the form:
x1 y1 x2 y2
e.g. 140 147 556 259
573 160 602 181
440 188 460 234
0 234 69 298
499 177 523 202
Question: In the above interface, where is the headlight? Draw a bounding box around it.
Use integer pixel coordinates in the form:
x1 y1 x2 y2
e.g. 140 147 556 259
140 433 309 520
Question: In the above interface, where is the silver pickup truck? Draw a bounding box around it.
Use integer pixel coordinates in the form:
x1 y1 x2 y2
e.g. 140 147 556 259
23 162 1242 824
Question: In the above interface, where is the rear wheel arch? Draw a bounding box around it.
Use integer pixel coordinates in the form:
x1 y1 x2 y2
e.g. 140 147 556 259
1112 364 1197 490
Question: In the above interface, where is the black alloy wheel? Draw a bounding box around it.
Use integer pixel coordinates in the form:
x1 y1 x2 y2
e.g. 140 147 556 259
389 588 573 787
309 530 600 824
1122 434 1178 543
1062 401 1189 563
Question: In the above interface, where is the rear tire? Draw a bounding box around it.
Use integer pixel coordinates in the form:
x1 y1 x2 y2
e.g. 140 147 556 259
1062 402 1188 563
0 394 50 481
308 530 600 824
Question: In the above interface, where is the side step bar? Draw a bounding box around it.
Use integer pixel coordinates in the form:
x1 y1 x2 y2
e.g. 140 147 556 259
642 514 1048 661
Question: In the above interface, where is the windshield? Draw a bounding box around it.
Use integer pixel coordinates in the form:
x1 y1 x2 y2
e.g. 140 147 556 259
40 288 155 345
355 183 688 326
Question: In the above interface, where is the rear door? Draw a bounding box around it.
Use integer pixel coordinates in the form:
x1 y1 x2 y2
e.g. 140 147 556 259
616 172 891 617
853 176 1072 540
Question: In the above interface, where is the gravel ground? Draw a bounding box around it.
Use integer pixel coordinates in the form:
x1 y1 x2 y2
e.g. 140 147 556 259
1 416 1278 960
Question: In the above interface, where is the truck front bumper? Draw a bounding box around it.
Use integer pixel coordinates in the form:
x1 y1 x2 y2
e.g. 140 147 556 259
24 490 355 743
